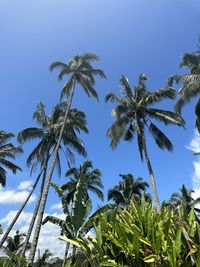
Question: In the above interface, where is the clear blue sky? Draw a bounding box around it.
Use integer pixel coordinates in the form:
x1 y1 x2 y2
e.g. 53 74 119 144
0 0 200 234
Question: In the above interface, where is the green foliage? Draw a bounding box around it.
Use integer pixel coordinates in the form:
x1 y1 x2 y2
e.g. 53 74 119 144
61 160 104 204
0 130 22 187
64 198 200 266
0 253 27 267
18 103 88 174
108 173 150 207
168 184 200 219
105 74 185 211
168 49 200 132
50 53 106 101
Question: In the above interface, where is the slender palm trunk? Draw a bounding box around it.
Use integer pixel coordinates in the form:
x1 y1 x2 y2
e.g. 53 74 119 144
143 141 161 213
28 83 76 265
0 170 43 249
21 165 47 257
62 242 70 267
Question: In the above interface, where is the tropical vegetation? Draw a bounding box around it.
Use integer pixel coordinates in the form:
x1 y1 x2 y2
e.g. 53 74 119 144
1 43 200 267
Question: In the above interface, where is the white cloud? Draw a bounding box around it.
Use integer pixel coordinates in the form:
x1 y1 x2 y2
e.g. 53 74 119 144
0 187 36 205
186 130 200 153
0 211 66 259
187 130 200 188
17 180 33 191
50 202 62 211
191 188 200 211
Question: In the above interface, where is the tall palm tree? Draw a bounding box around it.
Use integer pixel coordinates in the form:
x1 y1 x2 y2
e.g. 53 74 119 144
61 160 104 203
108 173 149 207
106 74 184 212
168 50 200 131
28 53 106 264
0 103 88 252
24 103 88 259
169 184 200 217
0 130 22 187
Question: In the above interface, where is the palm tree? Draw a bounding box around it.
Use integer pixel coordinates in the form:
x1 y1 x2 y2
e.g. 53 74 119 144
0 130 22 187
0 103 88 253
23 103 88 259
169 184 200 218
106 74 184 212
61 160 104 203
2 231 30 255
108 173 149 207
168 50 200 131
28 53 106 264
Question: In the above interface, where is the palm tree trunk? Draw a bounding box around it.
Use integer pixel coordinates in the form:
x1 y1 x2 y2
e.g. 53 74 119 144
21 165 47 257
62 242 70 267
143 141 161 213
0 170 43 249
28 82 76 265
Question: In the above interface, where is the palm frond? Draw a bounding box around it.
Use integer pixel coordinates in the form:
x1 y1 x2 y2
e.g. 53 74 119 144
18 128 44 144
0 159 22 173
145 87 176 105
107 115 129 149
149 122 173 151
146 108 185 126
60 76 74 99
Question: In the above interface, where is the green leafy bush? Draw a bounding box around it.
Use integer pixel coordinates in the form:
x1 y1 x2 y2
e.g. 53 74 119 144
63 198 200 266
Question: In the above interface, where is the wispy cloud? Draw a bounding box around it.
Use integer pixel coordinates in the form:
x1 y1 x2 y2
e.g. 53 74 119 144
50 202 62 211
17 180 33 191
187 130 200 188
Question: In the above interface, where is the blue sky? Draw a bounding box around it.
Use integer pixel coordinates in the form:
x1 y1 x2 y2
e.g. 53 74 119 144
0 0 200 256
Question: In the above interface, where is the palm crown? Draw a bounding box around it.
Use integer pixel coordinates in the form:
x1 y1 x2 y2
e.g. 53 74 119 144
169 184 200 216
108 173 149 207
3 230 29 254
50 53 106 100
106 74 184 212
168 51 200 131
0 131 22 187
61 160 104 202
18 102 88 173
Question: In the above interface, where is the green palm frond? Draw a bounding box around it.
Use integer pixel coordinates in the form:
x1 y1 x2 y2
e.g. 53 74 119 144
60 76 74 99
78 73 99 100
120 75 134 100
42 216 65 228
146 108 185 125
0 131 14 145
33 102 48 127
149 122 173 151
145 87 176 105
168 50 200 132
0 166 6 187
18 128 44 143
0 159 22 173
0 131 22 187
107 115 130 149
49 61 70 73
